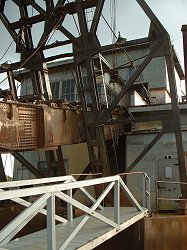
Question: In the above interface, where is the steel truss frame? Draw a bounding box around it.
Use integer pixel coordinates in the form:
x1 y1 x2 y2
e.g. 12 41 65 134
0 0 186 197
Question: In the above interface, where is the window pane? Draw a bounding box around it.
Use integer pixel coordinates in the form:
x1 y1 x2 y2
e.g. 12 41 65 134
38 161 48 170
50 81 60 98
61 79 75 101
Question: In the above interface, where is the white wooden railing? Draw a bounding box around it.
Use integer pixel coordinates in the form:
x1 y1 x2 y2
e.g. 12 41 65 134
0 174 150 250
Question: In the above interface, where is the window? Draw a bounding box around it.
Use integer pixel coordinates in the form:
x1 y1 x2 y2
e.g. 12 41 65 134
61 77 90 103
59 77 117 104
50 81 60 99
97 83 116 104
97 83 105 103
106 85 116 103
38 161 48 170
61 79 76 102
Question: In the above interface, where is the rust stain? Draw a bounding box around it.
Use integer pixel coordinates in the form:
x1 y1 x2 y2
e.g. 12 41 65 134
0 101 80 151
145 216 187 250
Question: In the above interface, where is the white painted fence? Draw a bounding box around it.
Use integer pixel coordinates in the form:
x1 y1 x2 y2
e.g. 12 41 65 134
0 174 150 250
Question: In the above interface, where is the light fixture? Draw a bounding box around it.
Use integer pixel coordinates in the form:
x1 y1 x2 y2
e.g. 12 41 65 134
0 60 12 70
115 32 127 46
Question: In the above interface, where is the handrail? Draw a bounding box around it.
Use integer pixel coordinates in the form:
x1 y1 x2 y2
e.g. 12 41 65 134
0 175 148 250
155 180 187 214
156 180 187 185
0 175 73 189
71 173 103 176
119 172 151 212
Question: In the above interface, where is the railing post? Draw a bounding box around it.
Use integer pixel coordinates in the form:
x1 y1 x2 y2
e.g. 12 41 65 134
67 189 73 221
147 175 151 212
114 179 120 224
142 174 146 208
155 180 158 215
47 192 56 250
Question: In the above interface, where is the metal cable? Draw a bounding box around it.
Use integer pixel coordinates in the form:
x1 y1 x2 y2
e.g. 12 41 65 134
67 0 80 35
0 40 14 62
101 13 117 39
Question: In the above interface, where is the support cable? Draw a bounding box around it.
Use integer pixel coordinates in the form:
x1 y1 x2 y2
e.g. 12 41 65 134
0 40 14 62
101 6 150 104
67 0 80 35
101 7 150 105
110 0 117 67
101 8 138 117
101 13 117 39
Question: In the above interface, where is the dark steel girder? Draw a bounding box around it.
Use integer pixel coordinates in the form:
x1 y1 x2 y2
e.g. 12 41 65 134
126 130 165 172
165 48 187 187
90 0 105 34
8 0 99 31
56 0 66 7
58 25 78 45
136 0 168 35
12 152 45 178
44 39 72 50
0 12 17 42
181 25 187 95
37 12 66 48
37 0 67 48
29 0 46 16
10 14 45 30
18 2 34 50
12 0 20 6
45 146 66 177
56 0 98 15
0 0 5 12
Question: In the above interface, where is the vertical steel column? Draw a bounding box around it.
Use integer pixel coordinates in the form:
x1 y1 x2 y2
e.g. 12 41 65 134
181 25 187 97
7 70 17 100
0 154 6 182
136 0 187 198
74 0 110 176
45 148 66 177
165 45 187 197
